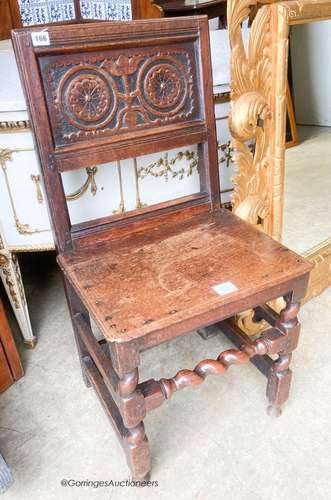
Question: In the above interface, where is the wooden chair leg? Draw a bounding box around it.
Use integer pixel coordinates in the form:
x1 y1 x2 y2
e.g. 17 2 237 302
63 277 91 387
109 343 151 480
266 293 301 417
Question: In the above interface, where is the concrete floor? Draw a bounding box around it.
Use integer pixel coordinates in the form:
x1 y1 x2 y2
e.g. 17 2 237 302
1 126 331 500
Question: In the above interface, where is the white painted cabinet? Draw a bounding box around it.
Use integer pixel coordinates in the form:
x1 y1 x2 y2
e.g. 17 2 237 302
0 37 233 345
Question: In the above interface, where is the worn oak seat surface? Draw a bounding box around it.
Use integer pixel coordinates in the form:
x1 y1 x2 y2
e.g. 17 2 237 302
58 209 310 344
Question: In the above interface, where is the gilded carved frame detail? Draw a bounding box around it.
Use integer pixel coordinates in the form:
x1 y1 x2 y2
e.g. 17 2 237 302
228 0 331 304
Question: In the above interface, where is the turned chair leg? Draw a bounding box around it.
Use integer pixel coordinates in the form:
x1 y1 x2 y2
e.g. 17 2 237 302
110 344 151 480
266 293 301 417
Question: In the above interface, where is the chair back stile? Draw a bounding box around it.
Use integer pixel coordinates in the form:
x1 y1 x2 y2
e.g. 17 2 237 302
12 17 220 254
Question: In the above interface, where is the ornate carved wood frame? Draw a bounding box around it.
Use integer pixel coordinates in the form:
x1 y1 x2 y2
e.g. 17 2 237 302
228 0 331 304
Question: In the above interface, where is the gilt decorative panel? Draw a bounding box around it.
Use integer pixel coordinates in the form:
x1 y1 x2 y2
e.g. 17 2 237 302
38 46 200 147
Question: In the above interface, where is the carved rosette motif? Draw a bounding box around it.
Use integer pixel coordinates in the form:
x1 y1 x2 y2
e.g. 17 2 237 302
68 75 111 122
138 56 189 117
228 0 273 234
145 65 181 108
58 66 118 132
42 50 196 145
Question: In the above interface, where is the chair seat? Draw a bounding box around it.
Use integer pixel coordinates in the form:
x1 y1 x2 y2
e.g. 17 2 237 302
58 209 311 344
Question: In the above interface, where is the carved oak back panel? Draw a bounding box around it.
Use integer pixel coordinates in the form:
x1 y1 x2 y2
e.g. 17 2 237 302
39 45 200 147
12 17 219 253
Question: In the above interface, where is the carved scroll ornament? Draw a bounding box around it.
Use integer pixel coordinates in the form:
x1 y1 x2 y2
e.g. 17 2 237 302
227 0 280 334
228 0 331 306
228 0 273 234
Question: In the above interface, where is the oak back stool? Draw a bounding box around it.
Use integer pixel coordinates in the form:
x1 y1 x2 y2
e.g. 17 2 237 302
12 17 312 480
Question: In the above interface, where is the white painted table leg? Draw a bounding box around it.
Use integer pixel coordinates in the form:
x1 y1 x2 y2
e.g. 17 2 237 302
0 241 36 347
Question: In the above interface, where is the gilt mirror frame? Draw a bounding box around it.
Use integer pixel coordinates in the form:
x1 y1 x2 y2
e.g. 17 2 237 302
228 0 331 305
